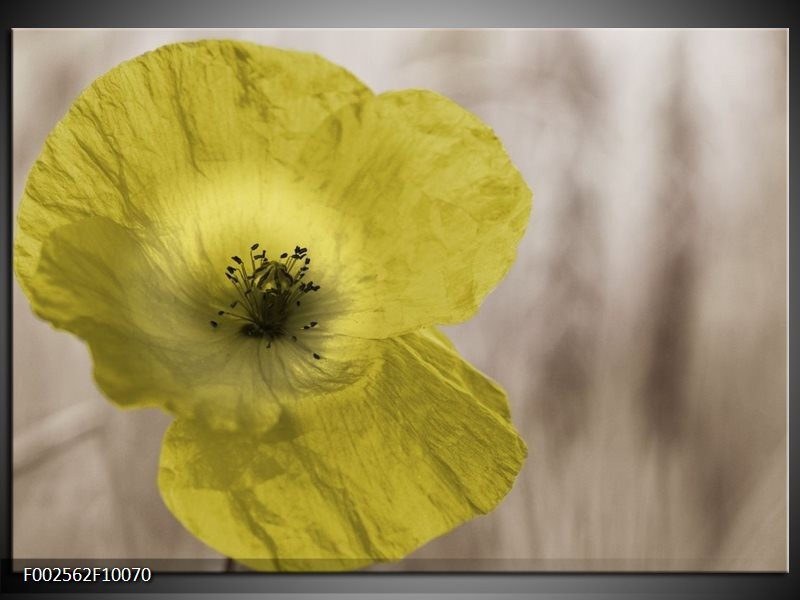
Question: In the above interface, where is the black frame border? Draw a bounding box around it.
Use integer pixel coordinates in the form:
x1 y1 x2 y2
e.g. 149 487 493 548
0 1 794 597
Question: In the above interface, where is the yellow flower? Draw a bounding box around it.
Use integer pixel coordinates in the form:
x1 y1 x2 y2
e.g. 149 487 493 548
15 40 532 570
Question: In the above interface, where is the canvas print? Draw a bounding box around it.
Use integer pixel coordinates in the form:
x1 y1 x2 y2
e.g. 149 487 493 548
11 28 787 572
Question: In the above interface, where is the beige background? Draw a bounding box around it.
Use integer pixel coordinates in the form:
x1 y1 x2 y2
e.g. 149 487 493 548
12 29 787 570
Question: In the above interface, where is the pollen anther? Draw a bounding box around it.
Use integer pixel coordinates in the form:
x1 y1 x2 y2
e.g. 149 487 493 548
211 243 322 360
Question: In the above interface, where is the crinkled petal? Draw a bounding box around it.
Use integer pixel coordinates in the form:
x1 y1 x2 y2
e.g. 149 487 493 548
422 327 512 422
157 328 526 570
16 41 530 345
297 90 532 338
15 39 372 298
29 216 377 432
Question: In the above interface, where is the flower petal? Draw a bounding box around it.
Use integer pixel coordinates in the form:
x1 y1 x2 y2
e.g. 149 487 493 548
15 39 372 298
297 91 532 338
29 216 377 432
157 328 526 570
17 41 531 343
420 327 512 422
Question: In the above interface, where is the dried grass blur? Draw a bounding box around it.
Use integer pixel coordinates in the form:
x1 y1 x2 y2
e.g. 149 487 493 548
12 29 787 571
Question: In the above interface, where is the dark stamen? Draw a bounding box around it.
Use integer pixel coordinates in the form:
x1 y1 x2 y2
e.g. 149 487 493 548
212 243 321 363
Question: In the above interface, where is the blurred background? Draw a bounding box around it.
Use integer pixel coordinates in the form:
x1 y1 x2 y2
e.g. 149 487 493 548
12 29 787 571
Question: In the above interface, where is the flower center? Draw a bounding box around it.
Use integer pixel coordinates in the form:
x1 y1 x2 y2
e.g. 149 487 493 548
209 243 322 359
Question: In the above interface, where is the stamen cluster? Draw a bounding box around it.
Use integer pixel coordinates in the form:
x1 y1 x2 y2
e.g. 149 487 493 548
210 243 322 359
